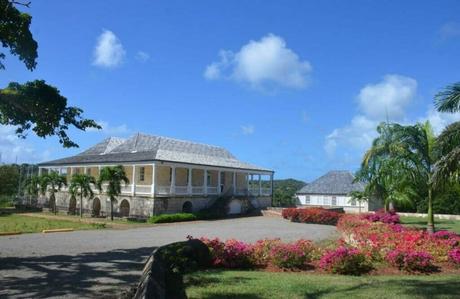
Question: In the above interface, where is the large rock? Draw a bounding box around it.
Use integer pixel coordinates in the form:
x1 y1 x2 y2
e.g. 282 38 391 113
128 239 211 299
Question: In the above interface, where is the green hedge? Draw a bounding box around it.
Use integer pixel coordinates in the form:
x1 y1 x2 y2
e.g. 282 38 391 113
148 213 198 224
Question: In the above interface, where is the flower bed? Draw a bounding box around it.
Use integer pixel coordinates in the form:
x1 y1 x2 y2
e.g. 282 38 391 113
192 211 460 275
282 208 343 225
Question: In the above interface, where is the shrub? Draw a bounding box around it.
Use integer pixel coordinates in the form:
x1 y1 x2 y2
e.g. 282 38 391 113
282 208 342 225
448 248 460 266
362 209 400 224
386 249 434 272
319 246 372 275
148 213 197 224
199 237 254 268
251 239 282 266
270 239 315 269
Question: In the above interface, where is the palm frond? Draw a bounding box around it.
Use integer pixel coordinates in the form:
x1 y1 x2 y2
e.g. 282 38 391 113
434 82 460 113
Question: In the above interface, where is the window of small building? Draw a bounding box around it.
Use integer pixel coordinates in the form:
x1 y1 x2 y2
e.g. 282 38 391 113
305 195 310 204
350 198 357 206
332 196 337 206
139 167 145 182
323 196 331 206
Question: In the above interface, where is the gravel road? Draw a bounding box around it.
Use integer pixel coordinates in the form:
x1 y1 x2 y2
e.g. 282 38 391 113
0 216 337 298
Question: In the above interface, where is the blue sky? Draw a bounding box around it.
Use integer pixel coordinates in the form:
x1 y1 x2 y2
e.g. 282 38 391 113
1 0 460 182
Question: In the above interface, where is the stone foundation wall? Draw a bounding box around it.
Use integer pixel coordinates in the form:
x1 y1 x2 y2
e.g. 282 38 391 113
38 191 272 218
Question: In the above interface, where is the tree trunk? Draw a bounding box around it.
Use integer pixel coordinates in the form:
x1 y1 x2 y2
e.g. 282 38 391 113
427 187 435 234
80 193 83 218
110 196 114 221
388 201 395 211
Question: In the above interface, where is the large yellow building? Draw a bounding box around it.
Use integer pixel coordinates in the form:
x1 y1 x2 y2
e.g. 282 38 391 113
38 133 274 218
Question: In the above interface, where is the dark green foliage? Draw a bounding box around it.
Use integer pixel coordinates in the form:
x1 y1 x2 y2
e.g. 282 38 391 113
0 2 100 147
0 0 38 70
0 80 100 147
272 179 306 207
195 196 232 219
0 164 20 196
148 213 197 224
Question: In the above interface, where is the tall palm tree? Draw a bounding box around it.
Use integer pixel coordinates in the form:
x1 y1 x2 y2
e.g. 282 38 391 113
69 174 95 218
357 122 417 211
433 82 460 189
40 172 67 214
97 165 129 221
434 82 460 113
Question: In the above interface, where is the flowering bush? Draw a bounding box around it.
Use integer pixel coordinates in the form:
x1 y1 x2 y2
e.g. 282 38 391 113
337 215 459 263
448 248 460 266
199 237 253 268
270 240 315 269
251 239 282 266
361 209 400 224
282 208 342 225
319 246 372 275
386 249 434 272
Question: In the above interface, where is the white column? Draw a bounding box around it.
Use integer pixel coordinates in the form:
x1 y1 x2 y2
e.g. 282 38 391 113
132 165 136 195
258 174 262 196
217 171 221 195
84 166 88 176
270 173 274 195
38 167 43 175
70 167 74 176
203 169 208 196
246 173 249 195
232 172 236 194
151 164 156 196
170 166 176 194
188 167 192 194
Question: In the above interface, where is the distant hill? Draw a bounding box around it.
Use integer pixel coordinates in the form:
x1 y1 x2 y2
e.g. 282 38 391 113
272 178 306 207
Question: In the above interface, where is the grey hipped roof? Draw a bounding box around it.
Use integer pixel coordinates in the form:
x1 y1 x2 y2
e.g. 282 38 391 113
39 133 272 172
297 170 364 195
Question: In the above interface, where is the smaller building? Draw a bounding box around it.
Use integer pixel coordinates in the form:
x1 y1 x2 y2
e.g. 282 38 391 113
296 170 379 213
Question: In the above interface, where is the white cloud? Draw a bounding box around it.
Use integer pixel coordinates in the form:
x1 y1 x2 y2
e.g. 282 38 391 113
240 124 255 135
325 74 417 157
0 126 50 164
439 22 460 40
92 30 126 68
358 75 417 121
325 115 379 157
88 121 130 135
422 108 460 135
135 51 150 62
205 34 312 90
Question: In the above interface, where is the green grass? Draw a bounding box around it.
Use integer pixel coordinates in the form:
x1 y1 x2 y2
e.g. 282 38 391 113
185 270 460 299
0 213 106 234
400 216 460 234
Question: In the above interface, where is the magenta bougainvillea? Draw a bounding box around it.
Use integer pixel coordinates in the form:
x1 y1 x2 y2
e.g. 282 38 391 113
361 209 400 224
319 246 372 275
282 208 343 225
386 249 434 272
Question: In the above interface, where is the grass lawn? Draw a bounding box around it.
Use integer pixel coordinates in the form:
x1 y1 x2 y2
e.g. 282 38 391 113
400 216 460 234
185 270 460 299
0 213 106 234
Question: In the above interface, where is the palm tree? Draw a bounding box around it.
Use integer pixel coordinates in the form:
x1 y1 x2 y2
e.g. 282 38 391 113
69 174 95 218
97 165 129 221
348 190 367 213
357 123 417 211
24 175 41 205
40 172 67 214
433 82 460 189
434 82 460 113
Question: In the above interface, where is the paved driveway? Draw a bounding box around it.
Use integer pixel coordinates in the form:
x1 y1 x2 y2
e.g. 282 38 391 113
0 216 337 298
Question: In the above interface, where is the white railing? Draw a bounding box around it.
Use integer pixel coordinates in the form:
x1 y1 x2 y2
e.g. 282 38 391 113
207 186 218 195
120 184 132 194
261 187 272 196
156 186 171 195
192 186 204 194
249 188 260 195
175 186 189 195
236 188 248 196
135 185 151 194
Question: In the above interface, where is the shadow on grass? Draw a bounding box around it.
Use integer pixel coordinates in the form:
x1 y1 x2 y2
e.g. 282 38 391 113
0 246 155 298
303 278 460 299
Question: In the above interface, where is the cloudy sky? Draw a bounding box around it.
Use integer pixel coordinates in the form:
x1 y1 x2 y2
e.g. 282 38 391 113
1 0 460 181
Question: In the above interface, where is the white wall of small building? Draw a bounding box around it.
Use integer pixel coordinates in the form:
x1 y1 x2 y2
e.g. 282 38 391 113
296 194 369 213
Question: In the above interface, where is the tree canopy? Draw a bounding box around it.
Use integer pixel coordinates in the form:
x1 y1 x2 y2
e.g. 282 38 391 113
0 0 100 147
